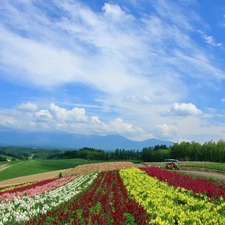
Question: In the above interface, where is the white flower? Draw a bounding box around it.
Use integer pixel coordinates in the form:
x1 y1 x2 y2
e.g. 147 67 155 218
0 172 98 224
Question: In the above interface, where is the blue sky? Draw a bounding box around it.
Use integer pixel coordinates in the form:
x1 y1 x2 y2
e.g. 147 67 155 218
0 0 225 143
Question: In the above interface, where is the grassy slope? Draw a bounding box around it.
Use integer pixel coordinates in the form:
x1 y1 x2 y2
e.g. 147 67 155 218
0 158 103 181
0 161 20 167
0 154 17 160
179 161 225 171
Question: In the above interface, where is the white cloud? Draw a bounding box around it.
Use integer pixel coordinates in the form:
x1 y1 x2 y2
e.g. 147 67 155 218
0 27 84 87
154 124 177 139
0 103 151 139
0 0 224 96
198 30 223 47
17 102 38 112
222 98 225 102
48 103 88 123
163 103 202 117
0 1 225 143
34 109 52 122
102 3 134 22
109 118 140 133
123 95 153 104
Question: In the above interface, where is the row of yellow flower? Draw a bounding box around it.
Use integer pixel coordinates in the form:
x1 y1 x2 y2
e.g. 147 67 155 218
120 168 225 225
0 181 37 193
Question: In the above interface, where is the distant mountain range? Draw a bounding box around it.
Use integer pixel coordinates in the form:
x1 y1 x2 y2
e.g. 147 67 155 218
0 131 174 150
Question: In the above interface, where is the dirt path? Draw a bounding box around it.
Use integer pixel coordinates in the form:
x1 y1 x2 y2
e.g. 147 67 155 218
0 162 23 173
0 169 68 187
0 164 11 172
179 169 225 181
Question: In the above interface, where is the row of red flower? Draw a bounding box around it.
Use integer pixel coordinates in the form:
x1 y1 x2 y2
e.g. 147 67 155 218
141 166 225 200
26 170 150 225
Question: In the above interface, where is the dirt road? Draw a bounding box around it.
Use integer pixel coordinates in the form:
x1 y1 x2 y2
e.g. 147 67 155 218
179 169 225 181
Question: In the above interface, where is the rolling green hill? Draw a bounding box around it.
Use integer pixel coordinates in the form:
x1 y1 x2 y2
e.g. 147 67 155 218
0 158 102 181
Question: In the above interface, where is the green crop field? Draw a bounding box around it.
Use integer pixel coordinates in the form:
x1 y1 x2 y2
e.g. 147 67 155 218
0 158 103 181
178 161 225 171
0 161 19 167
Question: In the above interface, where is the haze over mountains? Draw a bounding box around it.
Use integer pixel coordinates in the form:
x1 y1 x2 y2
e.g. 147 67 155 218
0 132 173 150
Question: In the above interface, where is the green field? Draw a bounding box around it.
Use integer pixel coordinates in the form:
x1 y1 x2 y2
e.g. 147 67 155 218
0 161 19 167
178 161 225 171
0 153 17 161
0 158 103 181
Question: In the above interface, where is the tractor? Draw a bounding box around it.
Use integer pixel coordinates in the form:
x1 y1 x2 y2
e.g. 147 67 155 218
165 159 179 170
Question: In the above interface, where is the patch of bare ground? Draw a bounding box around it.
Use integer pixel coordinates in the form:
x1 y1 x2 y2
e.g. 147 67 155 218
0 169 68 187
179 168 225 181
63 162 136 176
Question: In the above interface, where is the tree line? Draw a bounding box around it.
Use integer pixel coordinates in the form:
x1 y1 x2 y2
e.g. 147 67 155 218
58 145 168 162
170 139 225 162
58 140 225 163
1 139 225 162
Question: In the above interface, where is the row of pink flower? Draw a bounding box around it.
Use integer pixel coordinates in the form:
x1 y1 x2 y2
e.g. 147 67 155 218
0 176 76 202
0 178 57 196
141 166 225 200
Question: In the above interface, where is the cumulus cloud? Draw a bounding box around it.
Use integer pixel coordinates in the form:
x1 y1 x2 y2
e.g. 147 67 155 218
17 102 38 112
154 124 177 139
163 103 202 117
0 103 150 139
48 103 88 123
102 3 134 22
34 109 52 123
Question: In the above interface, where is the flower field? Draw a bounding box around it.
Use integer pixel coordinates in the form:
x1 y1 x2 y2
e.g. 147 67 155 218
1 162 225 224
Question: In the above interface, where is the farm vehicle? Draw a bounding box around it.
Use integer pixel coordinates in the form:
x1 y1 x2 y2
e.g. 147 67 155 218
165 159 179 170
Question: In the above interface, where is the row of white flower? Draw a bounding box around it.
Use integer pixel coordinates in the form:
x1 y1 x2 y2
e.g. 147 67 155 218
0 172 98 225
